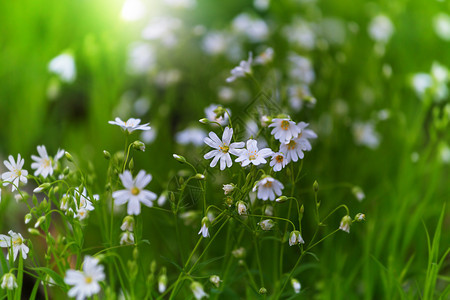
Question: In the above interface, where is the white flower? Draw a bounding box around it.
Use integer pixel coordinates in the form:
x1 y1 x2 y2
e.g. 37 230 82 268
158 272 168 293
291 278 301 294
222 184 235 195
270 152 288 172
352 186 365 202
190 281 208 299
289 231 305 246
235 139 273 167
64 256 105 300
226 52 253 83
0 230 29 261
236 201 247 215
253 176 284 201
258 219 274 230
120 216 135 232
204 104 230 126
67 188 97 220
231 247 246 258
339 215 352 233
433 13 450 41
210 275 221 288
113 170 157 215
368 15 394 43
176 127 207 146
288 85 316 112
198 217 210 238
232 13 268 42
1 273 18 290
48 53 76 83
31 145 64 178
355 213 366 222
280 123 317 162
108 117 151 133
2 154 28 192
255 47 274 65
288 53 315 84
352 121 380 149
204 127 244 170
269 118 302 143
120 231 135 245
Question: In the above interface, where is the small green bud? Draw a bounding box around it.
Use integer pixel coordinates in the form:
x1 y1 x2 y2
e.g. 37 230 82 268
34 216 46 228
150 260 157 273
128 158 134 170
132 140 146 152
64 151 73 162
199 118 209 124
103 150 111 160
63 166 70 175
24 214 32 224
194 173 205 180
313 180 319 192
133 248 139 260
28 228 40 235
259 287 267 295
225 196 234 207
275 196 288 203
300 204 304 214
173 154 186 163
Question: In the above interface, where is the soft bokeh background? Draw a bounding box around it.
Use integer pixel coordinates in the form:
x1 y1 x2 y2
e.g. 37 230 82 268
0 0 449 298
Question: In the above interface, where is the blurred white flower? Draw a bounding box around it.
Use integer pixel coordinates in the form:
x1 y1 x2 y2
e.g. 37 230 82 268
258 219 275 230
235 139 273 167
223 184 235 195
253 176 284 201
254 47 274 65
141 128 157 144
288 85 316 112
1 273 17 290
204 104 230 126
126 42 156 75
113 170 157 215
368 15 394 43
352 122 380 149
65 256 105 300
120 0 146 22
164 0 196 9
232 13 269 42
202 31 231 55
204 127 244 170
283 18 316 50
109 117 151 133
236 201 247 215
155 69 182 87
254 0 270 10
120 215 135 232
48 53 76 83
0 230 29 261
352 186 365 202
31 145 64 178
142 16 182 47
190 281 208 299
120 231 135 245
198 217 210 238
2 154 28 192
226 52 253 83
433 13 450 41
210 275 221 288
288 53 315 84
291 278 301 294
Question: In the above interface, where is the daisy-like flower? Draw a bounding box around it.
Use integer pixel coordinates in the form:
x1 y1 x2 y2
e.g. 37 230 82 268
190 281 208 300
112 170 157 215
2 154 28 192
269 118 302 143
235 139 273 167
67 188 98 220
108 117 151 133
226 52 253 83
254 47 274 65
253 176 284 201
339 215 352 233
258 219 274 230
31 145 65 178
198 217 210 238
270 152 288 172
64 256 105 300
289 230 305 246
204 127 244 170
280 123 317 162
0 230 29 261
1 273 18 290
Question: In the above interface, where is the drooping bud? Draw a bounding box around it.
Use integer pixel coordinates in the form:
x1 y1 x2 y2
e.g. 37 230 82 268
1 273 18 290
132 140 146 152
275 196 288 203
103 150 111 160
210 275 221 288
355 213 366 222
173 154 187 163
121 215 135 232
34 216 46 228
64 151 73 162
194 173 205 180
24 213 32 224
258 219 275 231
339 215 352 233
236 201 247 216
289 230 305 246
222 184 235 195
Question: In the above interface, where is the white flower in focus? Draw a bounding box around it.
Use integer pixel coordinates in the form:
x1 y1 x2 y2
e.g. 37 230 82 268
198 217 210 238
368 15 394 44
48 53 76 83
235 139 273 167
190 281 208 300
31 145 64 178
204 104 230 126
352 122 380 149
226 52 253 83
120 231 135 245
255 47 274 65
291 278 301 294
270 152 288 172
64 256 105 300
204 127 244 170
109 117 150 133
2 154 28 192
0 231 29 261
253 176 284 201
113 170 157 215
433 13 450 41
1 273 18 290
269 118 301 143
339 215 352 233
289 230 305 246
258 219 274 230
222 184 235 195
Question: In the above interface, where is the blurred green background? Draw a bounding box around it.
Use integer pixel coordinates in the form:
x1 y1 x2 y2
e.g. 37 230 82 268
0 0 449 299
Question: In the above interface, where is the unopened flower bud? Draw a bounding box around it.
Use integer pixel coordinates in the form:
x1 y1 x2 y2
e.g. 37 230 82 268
34 216 46 228
259 287 267 295
128 158 134 170
198 217 210 238
64 151 73 162
210 275 221 288
225 196 233 207
63 166 70 175
121 216 135 232
291 278 301 294
33 183 51 194
194 173 205 180
313 180 319 192
260 115 272 127
158 268 168 293
339 215 352 233
199 118 209 124
275 196 288 203
28 228 40 235
103 150 111 160
150 260 157 274
173 154 186 163
132 140 146 152
24 213 32 224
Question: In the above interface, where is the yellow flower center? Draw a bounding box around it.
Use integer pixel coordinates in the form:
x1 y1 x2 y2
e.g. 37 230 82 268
43 159 51 168
287 140 297 150
13 238 22 246
85 276 93 284
275 155 283 163
131 187 140 195
263 181 273 188
220 144 229 153
281 120 290 130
